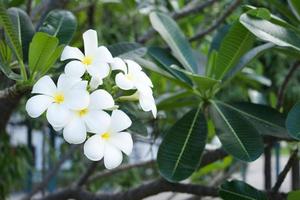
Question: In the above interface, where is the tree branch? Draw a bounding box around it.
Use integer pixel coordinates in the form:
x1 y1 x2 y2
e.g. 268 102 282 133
189 0 241 42
75 161 102 187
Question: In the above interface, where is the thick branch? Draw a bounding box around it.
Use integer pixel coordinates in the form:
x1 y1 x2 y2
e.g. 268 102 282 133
189 0 241 42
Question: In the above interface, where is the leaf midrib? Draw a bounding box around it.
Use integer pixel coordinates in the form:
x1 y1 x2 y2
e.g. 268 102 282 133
220 188 257 200
211 101 251 160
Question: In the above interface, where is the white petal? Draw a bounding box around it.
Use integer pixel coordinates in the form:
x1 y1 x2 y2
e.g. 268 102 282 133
61 46 84 61
64 89 90 110
104 143 123 169
84 135 105 161
63 117 87 144
83 29 98 57
126 59 142 73
84 110 110 134
89 76 103 90
138 71 153 87
95 46 113 63
26 95 53 118
139 92 157 118
110 132 133 155
46 104 71 127
87 62 110 79
73 80 88 90
32 76 56 96
115 73 134 90
57 74 82 92
111 57 127 72
89 89 114 110
64 60 86 77
111 110 132 133
53 126 63 132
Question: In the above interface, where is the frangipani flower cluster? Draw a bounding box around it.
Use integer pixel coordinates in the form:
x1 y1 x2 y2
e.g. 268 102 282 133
25 29 156 169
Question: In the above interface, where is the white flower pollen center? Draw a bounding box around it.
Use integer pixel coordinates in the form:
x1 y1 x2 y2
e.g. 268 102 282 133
82 56 93 65
126 73 134 81
77 108 89 117
54 93 64 104
101 132 111 140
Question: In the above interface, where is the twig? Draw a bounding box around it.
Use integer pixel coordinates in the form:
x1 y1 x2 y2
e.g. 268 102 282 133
189 0 241 42
75 161 102 187
22 145 79 200
137 0 218 44
272 148 299 192
276 61 300 109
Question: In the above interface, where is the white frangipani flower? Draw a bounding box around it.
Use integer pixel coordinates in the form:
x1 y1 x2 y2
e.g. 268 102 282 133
61 29 113 82
26 75 90 128
62 89 114 144
112 58 157 118
84 110 133 169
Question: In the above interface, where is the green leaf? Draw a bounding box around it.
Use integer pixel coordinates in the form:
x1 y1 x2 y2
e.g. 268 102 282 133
286 102 300 140
224 43 275 80
209 101 263 162
149 12 198 72
206 50 218 77
157 90 198 110
0 3 22 61
39 10 77 45
108 42 147 59
7 7 34 63
288 0 300 21
219 180 267 200
240 13 300 52
147 47 193 86
219 102 290 139
214 21 255 80
288 190 300 200
157 106 207 182
28 32 59 77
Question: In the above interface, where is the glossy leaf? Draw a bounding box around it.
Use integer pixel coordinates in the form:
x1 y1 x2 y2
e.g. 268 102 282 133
209 101 263 162
108 42 147 59
224 43 275 80
219 180 267 200
286 102 300 140
150 12 198 72
220 102 290 139
148 47 192 86
0 3 23 61
214 21 255 80
7 7 34 62
288 0 300 21
240 13 300 52
28 32 60 76
39 10 77 45
157 106 207 182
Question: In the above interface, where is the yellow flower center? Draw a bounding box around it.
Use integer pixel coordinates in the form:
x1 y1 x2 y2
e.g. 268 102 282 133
126 73 134 80
77 108 89 117
82 56 93 65
101 132 110 140
54 93 64 104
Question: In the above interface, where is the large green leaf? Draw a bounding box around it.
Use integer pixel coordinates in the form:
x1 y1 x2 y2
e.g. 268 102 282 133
288 0 300 21
157 106 207 182
240 13 300 52
209 101 263 162
149 12 198 72
214 22 255 80
224 43 275 80
218 102 290 139
28 32 60 77
7 7 34 62
219 180 267 200
39 10 77 45
148 47 192 86
288 190 300 200
0 3 22 61
108 42 147 59
286 102 300 140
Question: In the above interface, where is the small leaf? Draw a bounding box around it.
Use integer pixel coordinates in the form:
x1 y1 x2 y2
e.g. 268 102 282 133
150 12 198 72
214 21 255 80
157 106 207 182
209 101 263 162
28 32 59 77
108 42 147 59
240 13 300 52
39 10 77 45
7 8 34 62
286 102 300 140
219 180 267 200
